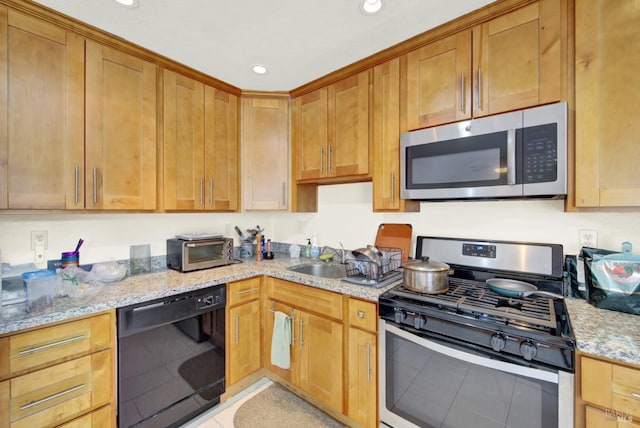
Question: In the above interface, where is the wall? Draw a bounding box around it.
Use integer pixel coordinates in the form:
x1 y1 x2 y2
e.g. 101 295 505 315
1 182 639 266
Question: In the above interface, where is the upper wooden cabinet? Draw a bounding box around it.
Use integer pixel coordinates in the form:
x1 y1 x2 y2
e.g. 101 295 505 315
406 0 564 130
0 8 84 210
163 69 239 211
372 58 419 212
241 94 289 211
85 40 157 210
575 0 640 207
293 71 370 183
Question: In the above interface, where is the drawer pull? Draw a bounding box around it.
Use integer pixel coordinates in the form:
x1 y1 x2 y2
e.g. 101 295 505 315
632 392 640 400
235 287 260 295
20 384 85 410
357 310 365 319
19 335 86 356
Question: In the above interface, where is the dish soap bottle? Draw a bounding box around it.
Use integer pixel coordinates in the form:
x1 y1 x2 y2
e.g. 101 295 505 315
310 233 320 259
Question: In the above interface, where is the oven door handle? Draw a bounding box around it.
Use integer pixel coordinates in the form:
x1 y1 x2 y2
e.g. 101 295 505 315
383 321 559 384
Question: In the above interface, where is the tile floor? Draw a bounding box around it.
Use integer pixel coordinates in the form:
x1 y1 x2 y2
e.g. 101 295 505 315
180 377 274 428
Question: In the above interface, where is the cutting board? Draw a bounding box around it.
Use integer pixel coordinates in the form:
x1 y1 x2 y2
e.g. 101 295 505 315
374 223 412 262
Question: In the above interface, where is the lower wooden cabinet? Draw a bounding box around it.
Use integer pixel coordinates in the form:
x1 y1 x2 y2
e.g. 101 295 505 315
264 277 344 413
0 311 115 428
580 354 640 427
227 277 262 385
347 298 378 428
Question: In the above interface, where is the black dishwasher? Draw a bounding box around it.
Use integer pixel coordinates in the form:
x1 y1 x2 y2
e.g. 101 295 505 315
117 284 226 428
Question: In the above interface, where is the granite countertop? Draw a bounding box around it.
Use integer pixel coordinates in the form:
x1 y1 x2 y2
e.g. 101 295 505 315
565 298 640 366
2 257 639 368
0 256 400 336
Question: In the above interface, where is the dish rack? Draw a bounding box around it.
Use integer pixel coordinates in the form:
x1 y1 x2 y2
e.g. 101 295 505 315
345 247 403 282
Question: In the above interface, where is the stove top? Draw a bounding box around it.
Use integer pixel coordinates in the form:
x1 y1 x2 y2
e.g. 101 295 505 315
380 236 575 372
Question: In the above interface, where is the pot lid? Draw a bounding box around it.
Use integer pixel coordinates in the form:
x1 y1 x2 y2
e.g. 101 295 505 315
404 256 449 272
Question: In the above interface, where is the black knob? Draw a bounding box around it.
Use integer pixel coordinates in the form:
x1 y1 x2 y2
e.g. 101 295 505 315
413 315 426 330
490 334 507 352
394 310 406 324
520 340 537 361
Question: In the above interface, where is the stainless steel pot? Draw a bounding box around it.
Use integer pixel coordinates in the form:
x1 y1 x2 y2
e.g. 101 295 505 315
402 256 450 294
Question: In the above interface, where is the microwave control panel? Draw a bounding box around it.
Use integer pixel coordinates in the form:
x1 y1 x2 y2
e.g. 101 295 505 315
521 123 558 184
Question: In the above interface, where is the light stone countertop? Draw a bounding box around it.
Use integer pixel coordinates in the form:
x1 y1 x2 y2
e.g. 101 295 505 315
0 256 400 336
2 257 639 369
565 298 640 367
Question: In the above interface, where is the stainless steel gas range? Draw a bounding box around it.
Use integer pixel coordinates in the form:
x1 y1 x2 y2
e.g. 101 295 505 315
379 236 575 428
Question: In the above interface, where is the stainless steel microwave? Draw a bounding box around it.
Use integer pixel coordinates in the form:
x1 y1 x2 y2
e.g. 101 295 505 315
400 102 567 201
167 236 234 272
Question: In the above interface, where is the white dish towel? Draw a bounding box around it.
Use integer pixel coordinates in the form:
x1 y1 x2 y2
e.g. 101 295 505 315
271 311 291 369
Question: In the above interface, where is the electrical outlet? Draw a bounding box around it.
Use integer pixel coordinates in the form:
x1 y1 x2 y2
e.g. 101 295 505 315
579 229 598 248
31 230 48 250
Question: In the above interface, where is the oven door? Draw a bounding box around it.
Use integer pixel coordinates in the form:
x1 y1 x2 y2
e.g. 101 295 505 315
379 320 573 428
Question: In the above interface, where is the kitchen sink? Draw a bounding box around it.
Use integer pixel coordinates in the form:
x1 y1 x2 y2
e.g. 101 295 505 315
287 262 347 279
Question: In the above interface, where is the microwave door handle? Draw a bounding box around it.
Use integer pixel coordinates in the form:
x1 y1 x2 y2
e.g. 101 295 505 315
507 128 516 185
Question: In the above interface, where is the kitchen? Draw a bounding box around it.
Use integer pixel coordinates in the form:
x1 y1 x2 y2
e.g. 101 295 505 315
1 0 640 427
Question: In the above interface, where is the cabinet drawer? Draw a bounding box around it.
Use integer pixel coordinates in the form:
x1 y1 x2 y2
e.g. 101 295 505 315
58 404 114 427
228 277 262 306
9 349 112 428
266 278 343 320
348 299 377 333
5 312 112 376
582 355 640 419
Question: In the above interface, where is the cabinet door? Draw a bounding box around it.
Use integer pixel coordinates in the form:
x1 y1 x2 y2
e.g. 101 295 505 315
347 328 377 428
263 302 298 385
85 40 157 210
298 310 343 412
0 9 84 209
575 0 640 207
473 1 563 117
228 300 261 385
586 406 639 428
327 71 370 178
405 30 472 130
204 86 239 211
163 69 205 210
241 95 289 210
293 88 327 180
373 58 419 212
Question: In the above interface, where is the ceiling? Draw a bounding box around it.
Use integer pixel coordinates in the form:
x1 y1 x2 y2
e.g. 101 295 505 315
33 0 495 92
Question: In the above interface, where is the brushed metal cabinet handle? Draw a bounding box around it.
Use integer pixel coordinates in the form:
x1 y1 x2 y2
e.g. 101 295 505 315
199 178 204 206
366 343 371 382
234 313 239 344
290 309 296 346
209 179 214 207
632 392 640 400
281 182 286 207
299 317 304 350
391 172 395 204
460 73 465 113
477 68 482 110
507 129 516 185
327 145 332 173
92 167 97 204
74 164 79 204
19 335 86 356
20 384 85 410
320 147 324 173
235 287 260 295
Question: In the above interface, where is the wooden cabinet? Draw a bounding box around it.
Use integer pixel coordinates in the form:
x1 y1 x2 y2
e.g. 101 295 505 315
405 0 565 130
0 311 115 428
580 354 640 426
347 298 378 428
85 40 157 210
293 71 370 183
241 94 289 211
575 0 640 207
0 8 84 209
264 277 343 412
226 277 262 385
372 57 419 212
163 69 239 211
204 86 239 211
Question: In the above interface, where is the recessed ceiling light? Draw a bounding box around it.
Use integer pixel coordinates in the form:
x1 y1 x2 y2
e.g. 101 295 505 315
360 0 383 15
114 0 138 8
252 64 268 75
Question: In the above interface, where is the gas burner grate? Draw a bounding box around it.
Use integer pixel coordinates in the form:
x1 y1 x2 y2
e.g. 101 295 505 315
390 277 557 330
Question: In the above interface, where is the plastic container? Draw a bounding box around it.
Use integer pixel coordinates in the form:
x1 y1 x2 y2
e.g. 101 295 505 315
61 251 80 268
310 234 320 259
22 269 56 312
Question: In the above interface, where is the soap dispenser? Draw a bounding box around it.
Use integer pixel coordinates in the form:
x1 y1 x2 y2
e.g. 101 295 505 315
310 233 320 259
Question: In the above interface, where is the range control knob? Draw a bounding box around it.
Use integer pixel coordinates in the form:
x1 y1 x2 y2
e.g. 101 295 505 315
413 315 426 330
520 340 538 361
394 310 407 324
490 334 507 352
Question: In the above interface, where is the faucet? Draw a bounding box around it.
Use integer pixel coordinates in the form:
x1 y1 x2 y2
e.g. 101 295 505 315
320 242 347 264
